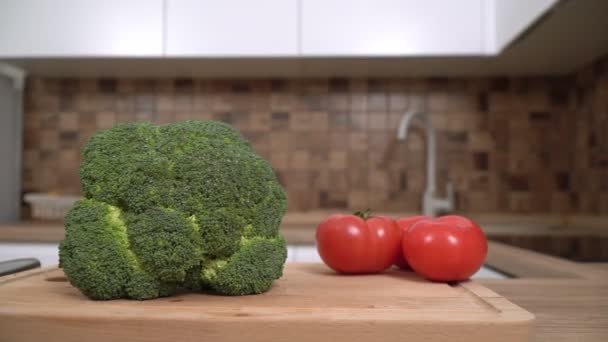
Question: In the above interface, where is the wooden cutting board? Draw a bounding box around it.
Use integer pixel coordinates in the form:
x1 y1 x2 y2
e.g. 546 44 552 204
0 264 533 342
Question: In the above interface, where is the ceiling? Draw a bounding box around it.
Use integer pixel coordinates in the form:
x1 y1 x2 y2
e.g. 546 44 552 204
3 0 608 78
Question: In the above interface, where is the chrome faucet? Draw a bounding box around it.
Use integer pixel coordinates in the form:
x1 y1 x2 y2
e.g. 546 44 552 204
397 111 454 217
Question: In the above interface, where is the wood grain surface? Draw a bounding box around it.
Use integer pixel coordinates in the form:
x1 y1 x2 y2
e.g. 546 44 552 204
0 264 533 342
478 242 608 342
3 211 608 243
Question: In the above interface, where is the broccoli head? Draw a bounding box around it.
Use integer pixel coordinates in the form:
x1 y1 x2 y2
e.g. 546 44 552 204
59 121 288 300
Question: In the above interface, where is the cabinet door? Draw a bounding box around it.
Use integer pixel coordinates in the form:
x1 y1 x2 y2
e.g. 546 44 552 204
493 0 558 52
166 0 298 56
301 0 483 56
0 0 163 57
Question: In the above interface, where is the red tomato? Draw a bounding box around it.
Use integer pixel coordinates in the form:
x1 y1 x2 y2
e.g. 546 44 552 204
403 215 487 282
316 212 401 274
394 216 430 269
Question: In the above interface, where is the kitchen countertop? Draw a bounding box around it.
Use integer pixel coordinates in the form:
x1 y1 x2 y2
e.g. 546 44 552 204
1 210 607 341
1 238 607 341
281 211 608 226
1 211 607 243
480 242 608 342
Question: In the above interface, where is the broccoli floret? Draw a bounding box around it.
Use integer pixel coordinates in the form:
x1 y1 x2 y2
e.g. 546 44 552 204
126 207 203 283
60 121 288 300
60 199 173 300
201 236 287 295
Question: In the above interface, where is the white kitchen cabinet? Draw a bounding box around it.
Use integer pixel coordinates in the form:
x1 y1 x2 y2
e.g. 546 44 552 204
301 0 485 56
0 0 163 57
491 0 558 52
166 0 298 56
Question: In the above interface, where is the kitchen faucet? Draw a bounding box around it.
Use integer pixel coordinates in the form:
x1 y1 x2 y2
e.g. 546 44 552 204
397 111 454 217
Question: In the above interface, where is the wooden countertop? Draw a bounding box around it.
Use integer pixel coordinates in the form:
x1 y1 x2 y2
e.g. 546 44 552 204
1 212 607 243
0 242 606 341
0 221 65 242
0 217 607 340
480 242 608 342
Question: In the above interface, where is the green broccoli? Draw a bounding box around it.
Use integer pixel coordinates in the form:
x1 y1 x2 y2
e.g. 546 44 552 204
59 121 288 300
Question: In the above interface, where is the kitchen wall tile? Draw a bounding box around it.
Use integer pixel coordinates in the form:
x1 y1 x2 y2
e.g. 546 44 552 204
329 78 349 93
58 112 79 131
329 151 347 170
472 152 489 171
21 57 608 213
328 132 349 151
328 93 350 111
387 113 403 132
447 93 478 112
96 111 116 129
157 111 175 124
249 111 270 132
367 112 388 131
270 111 289 130
289 111 315 131
269 131 291 151
311 111 329 131
311 169 329 190
290 132 314 151
427 92 447 112
367 93 388 112
347 190 369 209
408 93 427 112
328 111 350 130
348 132 368 151
369 170 389 190
388 92 408 112
157 94 174 111
270 151 289 170
290 151 311 170
350 112 367 131
320 189 348 209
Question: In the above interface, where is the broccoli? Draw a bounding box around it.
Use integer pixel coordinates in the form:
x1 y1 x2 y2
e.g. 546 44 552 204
59 121 288 300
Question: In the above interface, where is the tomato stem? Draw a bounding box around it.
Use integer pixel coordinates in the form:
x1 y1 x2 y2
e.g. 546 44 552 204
353 208 373 220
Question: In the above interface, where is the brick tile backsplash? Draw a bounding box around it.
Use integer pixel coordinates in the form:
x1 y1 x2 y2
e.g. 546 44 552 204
21 56 608 214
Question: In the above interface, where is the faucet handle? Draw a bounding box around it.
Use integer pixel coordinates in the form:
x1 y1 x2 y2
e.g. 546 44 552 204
445 181 455 211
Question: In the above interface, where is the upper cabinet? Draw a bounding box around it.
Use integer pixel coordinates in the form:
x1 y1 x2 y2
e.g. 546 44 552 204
165 0 298 57
0 0 163 57
491 0 558 52
0 0 562 61
301 0 486 56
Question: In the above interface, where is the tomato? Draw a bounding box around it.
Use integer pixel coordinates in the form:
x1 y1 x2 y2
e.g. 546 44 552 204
394 216 430 269
316 210 401 274
403 215 487 281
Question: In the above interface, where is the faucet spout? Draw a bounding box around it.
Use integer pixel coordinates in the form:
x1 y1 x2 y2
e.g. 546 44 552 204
396 111 453 217
397 111 419 140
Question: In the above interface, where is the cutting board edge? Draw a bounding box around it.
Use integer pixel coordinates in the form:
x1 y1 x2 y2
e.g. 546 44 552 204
0 267 535 324
0 314 534 342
